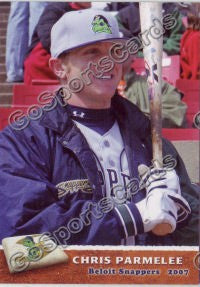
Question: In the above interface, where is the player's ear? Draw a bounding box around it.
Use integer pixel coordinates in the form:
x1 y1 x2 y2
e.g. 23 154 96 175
49 58 69 80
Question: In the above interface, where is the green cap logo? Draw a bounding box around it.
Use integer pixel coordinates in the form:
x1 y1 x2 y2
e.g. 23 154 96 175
92 15 112 34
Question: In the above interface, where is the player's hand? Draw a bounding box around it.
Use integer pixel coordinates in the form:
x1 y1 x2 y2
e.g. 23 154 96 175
136 165 191 233
138 164 181 194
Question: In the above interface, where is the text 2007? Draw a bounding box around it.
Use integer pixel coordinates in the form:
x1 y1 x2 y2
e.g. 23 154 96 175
168 269 189 276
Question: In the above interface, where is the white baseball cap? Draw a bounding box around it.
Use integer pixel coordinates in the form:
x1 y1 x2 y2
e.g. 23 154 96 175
50 9 124 58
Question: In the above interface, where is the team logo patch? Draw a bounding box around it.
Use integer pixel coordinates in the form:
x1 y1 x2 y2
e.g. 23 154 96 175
16 235 47 262
56 179 93 198
4 234 68 273
92 15 112 34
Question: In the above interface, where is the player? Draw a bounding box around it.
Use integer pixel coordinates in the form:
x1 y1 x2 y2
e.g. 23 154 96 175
0 10 198 246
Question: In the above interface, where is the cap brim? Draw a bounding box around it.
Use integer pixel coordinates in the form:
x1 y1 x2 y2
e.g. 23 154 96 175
56 37 128 58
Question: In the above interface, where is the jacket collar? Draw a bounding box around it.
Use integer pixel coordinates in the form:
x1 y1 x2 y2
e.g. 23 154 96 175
39 91 72 134
39 92 151 139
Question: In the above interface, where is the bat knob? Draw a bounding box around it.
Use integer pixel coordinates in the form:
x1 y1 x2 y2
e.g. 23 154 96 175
152 223 172 236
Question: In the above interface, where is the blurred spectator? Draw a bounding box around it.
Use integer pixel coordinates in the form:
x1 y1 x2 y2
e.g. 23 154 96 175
175 2 192 17
105 2 129 12
92 2 109 11
112 3 185 56
6 1 48 82
118 57 187 128
24 2 91 84
180 4 200 79
125 70 187 128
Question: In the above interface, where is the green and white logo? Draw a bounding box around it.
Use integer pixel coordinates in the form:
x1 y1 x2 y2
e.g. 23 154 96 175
92 15 112 34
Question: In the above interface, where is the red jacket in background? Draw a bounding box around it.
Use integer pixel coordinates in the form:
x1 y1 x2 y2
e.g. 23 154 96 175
180 29 200 79
24 42 56 84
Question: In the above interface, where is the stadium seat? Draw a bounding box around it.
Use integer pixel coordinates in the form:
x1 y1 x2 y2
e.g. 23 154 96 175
0 107 28 130
176 79 200 93
132 55 180 86
176 79 199 127
131 58 146 76
31 79 59 85
12 84 60 106
162 128 199 141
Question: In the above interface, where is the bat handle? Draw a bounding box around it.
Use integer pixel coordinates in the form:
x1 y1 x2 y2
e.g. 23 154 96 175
152 161 173 235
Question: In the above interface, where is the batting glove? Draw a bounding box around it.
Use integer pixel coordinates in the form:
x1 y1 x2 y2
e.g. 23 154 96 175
136 165 191 233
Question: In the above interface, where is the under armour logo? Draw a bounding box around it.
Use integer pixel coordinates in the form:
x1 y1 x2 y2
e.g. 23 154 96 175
73 111 85 118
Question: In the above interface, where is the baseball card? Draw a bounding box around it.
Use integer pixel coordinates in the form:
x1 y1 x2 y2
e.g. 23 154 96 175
0 0 199 286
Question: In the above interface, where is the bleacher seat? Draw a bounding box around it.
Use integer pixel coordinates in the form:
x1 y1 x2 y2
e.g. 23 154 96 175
31 79 59 85
176 79 199 127
12 84 60 106
176 79 200 93
0 107 28 130
132 55 180 86
162 128 199 141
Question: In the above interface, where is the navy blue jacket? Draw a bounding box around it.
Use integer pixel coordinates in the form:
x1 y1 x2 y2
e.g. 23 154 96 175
0 95 198 245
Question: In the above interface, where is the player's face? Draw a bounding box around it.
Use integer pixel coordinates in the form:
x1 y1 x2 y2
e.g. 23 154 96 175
61 42 122 108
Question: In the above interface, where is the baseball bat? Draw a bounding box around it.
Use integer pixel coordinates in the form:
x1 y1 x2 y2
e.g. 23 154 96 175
139 2 172 236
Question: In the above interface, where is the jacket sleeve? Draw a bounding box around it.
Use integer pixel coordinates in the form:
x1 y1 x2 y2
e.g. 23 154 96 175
0 126 144 245
162 138 199 245
35 3 70 53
